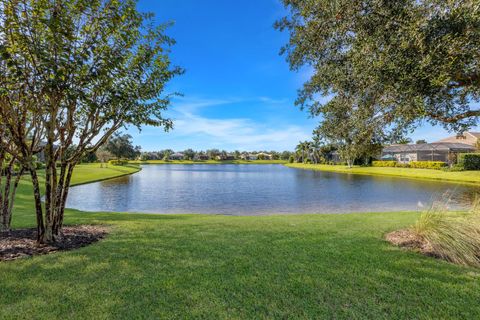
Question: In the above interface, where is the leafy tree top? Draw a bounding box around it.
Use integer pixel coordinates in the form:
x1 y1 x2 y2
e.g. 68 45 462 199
276 0 480 134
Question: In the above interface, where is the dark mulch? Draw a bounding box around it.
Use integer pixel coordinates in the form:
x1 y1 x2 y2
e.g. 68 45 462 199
0 225 108 261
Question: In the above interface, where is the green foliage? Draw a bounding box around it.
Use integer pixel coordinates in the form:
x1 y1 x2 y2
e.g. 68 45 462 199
458 153 480 170
105 133 141 160
365 161 447 170
108 160 129 166
288 155 295 163
409 161 447 170
413 197 480 267
277 0 480 136
372 161 397 167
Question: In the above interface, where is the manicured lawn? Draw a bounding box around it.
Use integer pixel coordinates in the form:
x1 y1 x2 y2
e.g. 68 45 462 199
2 163 480 319
286 163 480 185
131 159 287 165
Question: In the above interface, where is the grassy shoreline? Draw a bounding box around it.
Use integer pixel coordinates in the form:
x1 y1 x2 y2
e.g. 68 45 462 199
286 163 480 185
2 163 480 318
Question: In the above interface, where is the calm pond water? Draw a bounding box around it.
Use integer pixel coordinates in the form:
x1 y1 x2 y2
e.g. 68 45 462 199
66 164 480 215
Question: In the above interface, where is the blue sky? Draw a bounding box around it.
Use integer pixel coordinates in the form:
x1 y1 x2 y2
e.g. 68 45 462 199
129 0 468 151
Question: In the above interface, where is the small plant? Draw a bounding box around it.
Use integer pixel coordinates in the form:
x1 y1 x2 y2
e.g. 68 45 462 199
411 194 480 267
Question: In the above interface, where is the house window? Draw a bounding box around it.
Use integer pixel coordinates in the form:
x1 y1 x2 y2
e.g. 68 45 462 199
400 157 410 162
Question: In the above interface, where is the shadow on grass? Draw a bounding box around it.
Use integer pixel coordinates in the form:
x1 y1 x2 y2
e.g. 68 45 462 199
2 217 480 319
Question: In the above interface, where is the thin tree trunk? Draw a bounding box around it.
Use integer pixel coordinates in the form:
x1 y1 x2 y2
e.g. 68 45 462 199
7 166 25 228
55 163 74 233
29 167 45 242
1 158 15 231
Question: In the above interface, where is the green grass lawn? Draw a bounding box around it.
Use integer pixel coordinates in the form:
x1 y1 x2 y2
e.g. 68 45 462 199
286 163 480 185
131 159 287 165
2 163 480 319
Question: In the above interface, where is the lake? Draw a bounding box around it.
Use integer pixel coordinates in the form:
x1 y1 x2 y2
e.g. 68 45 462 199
66 164 479 215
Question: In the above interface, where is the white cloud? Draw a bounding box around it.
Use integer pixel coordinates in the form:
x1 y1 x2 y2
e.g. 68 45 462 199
130 96 313 151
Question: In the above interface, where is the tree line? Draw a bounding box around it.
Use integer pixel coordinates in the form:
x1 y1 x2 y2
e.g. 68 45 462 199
139 149 293 161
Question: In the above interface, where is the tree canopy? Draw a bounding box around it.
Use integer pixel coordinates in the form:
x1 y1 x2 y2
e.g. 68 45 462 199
0 0 182 242
276 0 480 136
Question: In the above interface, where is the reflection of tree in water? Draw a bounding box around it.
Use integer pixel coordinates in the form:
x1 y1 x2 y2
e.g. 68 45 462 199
100 175 132 187
422 188 480 212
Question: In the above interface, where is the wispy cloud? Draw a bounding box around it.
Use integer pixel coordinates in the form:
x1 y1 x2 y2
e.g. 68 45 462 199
131 96 313 151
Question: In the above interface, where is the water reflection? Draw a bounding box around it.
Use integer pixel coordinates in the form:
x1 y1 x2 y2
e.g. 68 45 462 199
66 165 480 215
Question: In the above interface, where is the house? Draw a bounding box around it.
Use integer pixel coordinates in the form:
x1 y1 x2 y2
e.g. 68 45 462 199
194 153 209 161
169 152 185 160
436 132 480 146
256 152 272 160
240 153 250 160
382 132 479 164
216 153 235 161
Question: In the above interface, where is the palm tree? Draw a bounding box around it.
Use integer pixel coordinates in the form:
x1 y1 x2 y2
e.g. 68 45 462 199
295 141 311 163
310 137 323 164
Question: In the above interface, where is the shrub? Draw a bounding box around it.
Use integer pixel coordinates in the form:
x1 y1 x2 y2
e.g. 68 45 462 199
288 155 294 163
412 196 480 267
372 160 397 167
409 161 447 170
443 164 464 172
458 153 480 170
108 160 128 166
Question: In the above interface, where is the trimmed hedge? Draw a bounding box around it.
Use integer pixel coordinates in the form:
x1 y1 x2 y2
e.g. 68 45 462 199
372 160 447 169
372 161 397 167
108 160 128 166
409 161 447 170
458 153 480 170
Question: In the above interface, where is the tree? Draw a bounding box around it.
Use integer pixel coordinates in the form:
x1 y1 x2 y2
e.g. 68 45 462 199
416 139 428 144
397 138 413 145
96 149 113 168
276 0 480 137
315 98 385 167
295 141 311 163
104 133 140 160
0 0 182 243
206 149 220 160
183 149 196 161
162 149 173 161
281 151 292 160
0 127 25 231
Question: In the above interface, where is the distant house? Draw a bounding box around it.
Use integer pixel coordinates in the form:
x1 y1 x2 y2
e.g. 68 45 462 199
169 152 185 160
216 153 235 161
194 154 209 161
381 132 479 164
257 152 272 160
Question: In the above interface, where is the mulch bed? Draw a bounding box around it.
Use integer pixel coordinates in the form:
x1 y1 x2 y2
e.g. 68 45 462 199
385 229 435 257
0 225 108 261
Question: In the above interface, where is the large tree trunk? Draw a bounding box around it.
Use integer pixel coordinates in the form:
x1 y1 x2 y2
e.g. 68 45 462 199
40 160 76 243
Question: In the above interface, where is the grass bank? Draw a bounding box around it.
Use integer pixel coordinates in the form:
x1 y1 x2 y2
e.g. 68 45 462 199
2 163 480 318
130 159 287 165
286 163 480 185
